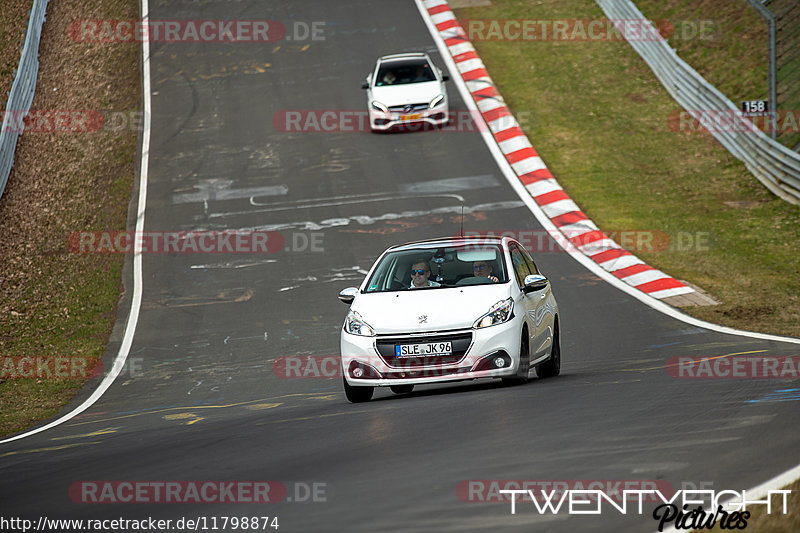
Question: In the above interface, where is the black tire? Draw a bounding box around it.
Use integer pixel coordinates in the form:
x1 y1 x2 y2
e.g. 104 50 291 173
503 332 530 385
536 321 561 379
390 385 414 394
343 377 374 403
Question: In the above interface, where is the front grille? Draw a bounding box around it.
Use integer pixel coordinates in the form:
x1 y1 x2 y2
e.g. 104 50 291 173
375 331 472 368
388 103 429 113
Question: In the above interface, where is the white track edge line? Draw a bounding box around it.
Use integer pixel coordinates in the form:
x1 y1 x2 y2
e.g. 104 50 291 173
0 0 151 445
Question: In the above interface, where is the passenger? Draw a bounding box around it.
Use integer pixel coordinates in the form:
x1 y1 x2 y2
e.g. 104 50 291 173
412 66 430 82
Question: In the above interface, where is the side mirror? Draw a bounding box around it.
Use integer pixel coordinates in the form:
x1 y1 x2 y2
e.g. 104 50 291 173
442 74 450 82
361 82 369 90
338 287 359 304
523 274 548 293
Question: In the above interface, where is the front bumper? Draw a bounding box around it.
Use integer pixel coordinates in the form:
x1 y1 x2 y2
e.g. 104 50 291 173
369 105 449 131
340 317 522 387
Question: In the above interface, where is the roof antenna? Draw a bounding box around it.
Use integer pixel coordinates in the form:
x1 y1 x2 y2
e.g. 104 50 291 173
459 199 465 238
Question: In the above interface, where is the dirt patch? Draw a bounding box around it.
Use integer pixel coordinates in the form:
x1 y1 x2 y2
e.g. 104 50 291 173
0 0 32 98
720 305 777 320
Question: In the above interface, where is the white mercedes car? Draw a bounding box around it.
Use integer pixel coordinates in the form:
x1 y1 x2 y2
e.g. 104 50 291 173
361 52 449 132
338 236 561 402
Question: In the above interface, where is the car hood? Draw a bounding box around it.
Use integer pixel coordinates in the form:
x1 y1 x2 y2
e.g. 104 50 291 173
351 285 512 334
370 81 442 107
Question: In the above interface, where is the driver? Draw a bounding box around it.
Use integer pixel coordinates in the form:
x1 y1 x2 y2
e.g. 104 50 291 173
381 71 396 85
472 261 498 283
409 259 441 289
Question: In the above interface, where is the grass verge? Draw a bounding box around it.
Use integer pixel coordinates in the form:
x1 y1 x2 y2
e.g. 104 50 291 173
454 0 800 338
0 0 139 437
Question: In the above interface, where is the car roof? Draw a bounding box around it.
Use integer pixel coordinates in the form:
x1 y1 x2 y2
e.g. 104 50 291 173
378 52 429 63
385 236 510 252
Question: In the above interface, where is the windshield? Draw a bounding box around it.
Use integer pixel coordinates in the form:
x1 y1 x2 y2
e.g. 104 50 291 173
375 59 437 87
364 244 509 293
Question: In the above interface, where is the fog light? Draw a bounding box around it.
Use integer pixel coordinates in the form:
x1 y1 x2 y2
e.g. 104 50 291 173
494 357 506 368
353 367 364 378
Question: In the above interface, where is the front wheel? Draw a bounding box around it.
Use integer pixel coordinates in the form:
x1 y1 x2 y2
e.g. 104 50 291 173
343 377 374 403
503 332 530 385
536 322 561 379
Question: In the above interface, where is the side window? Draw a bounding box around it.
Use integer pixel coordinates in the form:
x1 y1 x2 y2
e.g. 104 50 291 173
520 246 540 276
509 245 531 287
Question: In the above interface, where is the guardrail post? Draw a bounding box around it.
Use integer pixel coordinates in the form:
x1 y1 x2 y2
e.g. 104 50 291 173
744 0 778 140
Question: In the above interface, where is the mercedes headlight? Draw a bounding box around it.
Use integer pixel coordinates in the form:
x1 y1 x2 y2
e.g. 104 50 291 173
473 298 514 329
344 310 376 336
371 101 388 113
429 94 445 108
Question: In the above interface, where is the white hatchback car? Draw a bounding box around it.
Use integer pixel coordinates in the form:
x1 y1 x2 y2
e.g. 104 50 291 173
338 236 561 402
362 52 449 131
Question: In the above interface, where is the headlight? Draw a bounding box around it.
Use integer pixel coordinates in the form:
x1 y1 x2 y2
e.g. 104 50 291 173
473 298 514 329
344 310 376 337
371 101 388 113
429 94 445 108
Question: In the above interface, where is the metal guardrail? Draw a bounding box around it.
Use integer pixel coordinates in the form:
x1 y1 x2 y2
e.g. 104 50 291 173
0 0 49 203
597 0 800 205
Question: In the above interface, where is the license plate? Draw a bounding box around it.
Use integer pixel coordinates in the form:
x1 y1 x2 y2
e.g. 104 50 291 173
400 113 422 121
395 341 452 357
